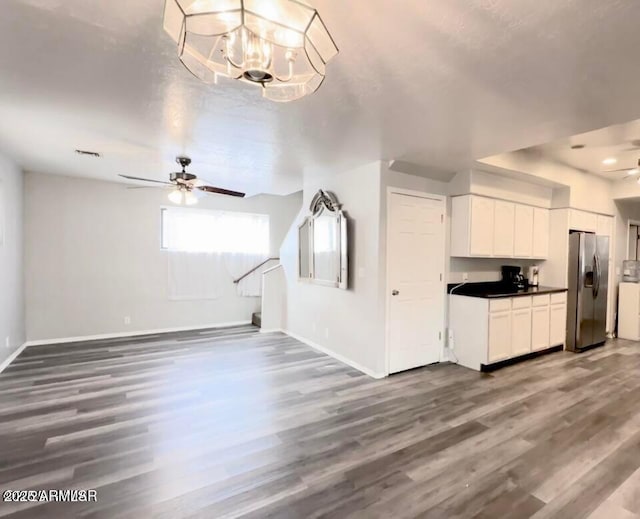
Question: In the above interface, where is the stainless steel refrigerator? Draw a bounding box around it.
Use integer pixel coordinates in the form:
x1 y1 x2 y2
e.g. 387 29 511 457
566 232 609 352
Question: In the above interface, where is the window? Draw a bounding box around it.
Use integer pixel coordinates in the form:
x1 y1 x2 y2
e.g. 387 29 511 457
161 207 270 255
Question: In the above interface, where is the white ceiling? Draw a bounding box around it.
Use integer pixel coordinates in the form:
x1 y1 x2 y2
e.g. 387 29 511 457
503 118 640 181
2 0 640 195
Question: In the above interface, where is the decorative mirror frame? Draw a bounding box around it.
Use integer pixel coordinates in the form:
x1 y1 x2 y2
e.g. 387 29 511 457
298 190 348 289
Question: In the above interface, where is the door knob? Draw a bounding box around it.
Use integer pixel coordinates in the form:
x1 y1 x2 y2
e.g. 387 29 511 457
392 290 399 296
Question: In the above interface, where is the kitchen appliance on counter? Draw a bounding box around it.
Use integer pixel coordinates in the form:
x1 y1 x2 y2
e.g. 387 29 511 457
567 232 609 352
528 265 540 287
622 260 640 283
501 265 526 289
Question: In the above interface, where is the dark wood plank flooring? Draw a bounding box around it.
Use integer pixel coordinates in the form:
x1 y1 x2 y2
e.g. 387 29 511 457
1 327 640 518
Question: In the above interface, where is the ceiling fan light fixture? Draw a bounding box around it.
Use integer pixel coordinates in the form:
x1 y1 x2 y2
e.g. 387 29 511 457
163 0 338 102
168 189 185 205
184 191 199 206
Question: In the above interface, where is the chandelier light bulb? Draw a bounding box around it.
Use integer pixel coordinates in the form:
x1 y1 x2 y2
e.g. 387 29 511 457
163 0 338 102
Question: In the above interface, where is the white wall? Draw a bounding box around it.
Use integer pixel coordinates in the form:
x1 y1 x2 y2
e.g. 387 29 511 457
0 154 25 363
280 162 386 377
25 172 301 341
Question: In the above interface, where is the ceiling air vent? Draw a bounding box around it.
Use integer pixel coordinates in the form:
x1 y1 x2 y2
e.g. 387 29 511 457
75 149 101 158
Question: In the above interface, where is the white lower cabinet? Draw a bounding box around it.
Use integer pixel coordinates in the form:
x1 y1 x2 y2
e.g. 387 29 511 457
549 304 567 346
531 306 551 352
488 311 512 362
449 291 568 371
511 308 533 356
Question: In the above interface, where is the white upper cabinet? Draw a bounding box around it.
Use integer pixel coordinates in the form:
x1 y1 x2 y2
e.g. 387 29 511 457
533 207 550 259
514 205 534 258
493 201 515 258
451 195 549 259
596 215 613 237
469 196 495 256
569 209 597 233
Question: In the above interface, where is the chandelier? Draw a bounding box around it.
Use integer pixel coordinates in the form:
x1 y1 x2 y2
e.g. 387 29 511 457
163 0 339 102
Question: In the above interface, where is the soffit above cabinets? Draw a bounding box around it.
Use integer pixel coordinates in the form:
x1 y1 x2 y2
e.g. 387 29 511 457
485 117 640 182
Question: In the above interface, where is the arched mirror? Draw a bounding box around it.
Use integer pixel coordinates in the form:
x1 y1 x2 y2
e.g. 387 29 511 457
298 190 348 289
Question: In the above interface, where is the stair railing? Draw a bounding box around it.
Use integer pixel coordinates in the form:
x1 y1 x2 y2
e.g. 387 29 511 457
233 258 280 284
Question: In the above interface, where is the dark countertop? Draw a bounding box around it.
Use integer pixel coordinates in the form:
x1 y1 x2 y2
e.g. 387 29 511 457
447 282 568 299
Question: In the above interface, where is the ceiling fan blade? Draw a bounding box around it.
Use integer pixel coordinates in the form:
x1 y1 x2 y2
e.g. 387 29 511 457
198 185 246 198
603 167 638 173
119 174 173 185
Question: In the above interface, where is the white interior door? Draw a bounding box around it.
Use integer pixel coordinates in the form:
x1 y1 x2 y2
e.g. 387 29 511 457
387 191 445 374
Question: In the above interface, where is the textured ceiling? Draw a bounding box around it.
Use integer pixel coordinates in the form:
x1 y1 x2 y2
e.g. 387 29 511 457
1 0 640 194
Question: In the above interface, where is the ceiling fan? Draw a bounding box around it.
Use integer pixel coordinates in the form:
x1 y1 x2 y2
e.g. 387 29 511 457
604 158 640 179
119 157 245 205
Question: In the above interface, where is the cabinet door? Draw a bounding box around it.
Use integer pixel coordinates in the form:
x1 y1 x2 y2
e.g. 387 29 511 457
531 306 551 351
570 210 597 232
470 196 495 257
493 201 515 258
596 215 613 237
533 208 549 259
488 311 512 362
514 205 534 258
511 308 532 356
549 304 567 346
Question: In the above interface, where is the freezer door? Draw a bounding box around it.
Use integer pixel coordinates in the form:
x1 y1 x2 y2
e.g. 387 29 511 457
593 236 609 345
566 233 583 352
578 233 597 349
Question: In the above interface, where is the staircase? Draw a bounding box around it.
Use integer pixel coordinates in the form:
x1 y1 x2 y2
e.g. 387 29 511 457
252 312 262 328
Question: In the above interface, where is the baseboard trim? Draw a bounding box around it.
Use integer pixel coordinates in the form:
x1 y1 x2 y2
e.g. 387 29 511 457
0 342 29 374
259 328 284 334
24 321 253 347
283 329 386 379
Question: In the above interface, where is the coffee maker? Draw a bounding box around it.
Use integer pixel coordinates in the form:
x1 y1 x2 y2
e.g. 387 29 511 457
501 265 526 289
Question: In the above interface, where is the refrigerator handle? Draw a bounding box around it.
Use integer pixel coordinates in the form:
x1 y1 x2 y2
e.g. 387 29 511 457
593 253 600 298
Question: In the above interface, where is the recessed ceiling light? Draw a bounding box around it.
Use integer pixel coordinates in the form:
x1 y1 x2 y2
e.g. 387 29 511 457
570 144 586 149
602 158 617 166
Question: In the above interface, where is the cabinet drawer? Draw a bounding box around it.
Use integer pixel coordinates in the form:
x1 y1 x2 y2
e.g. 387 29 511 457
490 299 512 313
532 294 550 307
512 296 532 309
550 292 567 305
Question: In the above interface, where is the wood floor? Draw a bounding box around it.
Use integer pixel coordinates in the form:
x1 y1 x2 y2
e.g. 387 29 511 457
1 327 640 518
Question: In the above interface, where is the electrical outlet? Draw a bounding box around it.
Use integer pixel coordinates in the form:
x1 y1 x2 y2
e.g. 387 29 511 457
124 316 131 325
447 330 455 349
5 336 10 349
462 272 469 282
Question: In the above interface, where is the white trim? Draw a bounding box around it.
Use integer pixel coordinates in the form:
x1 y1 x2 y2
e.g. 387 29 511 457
385 188 447 376
23 321 252 347
262 263 283 276
389 186 446 202
283 329 386 379
260 328 284 334
0 342 28 374
627 219 640 261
